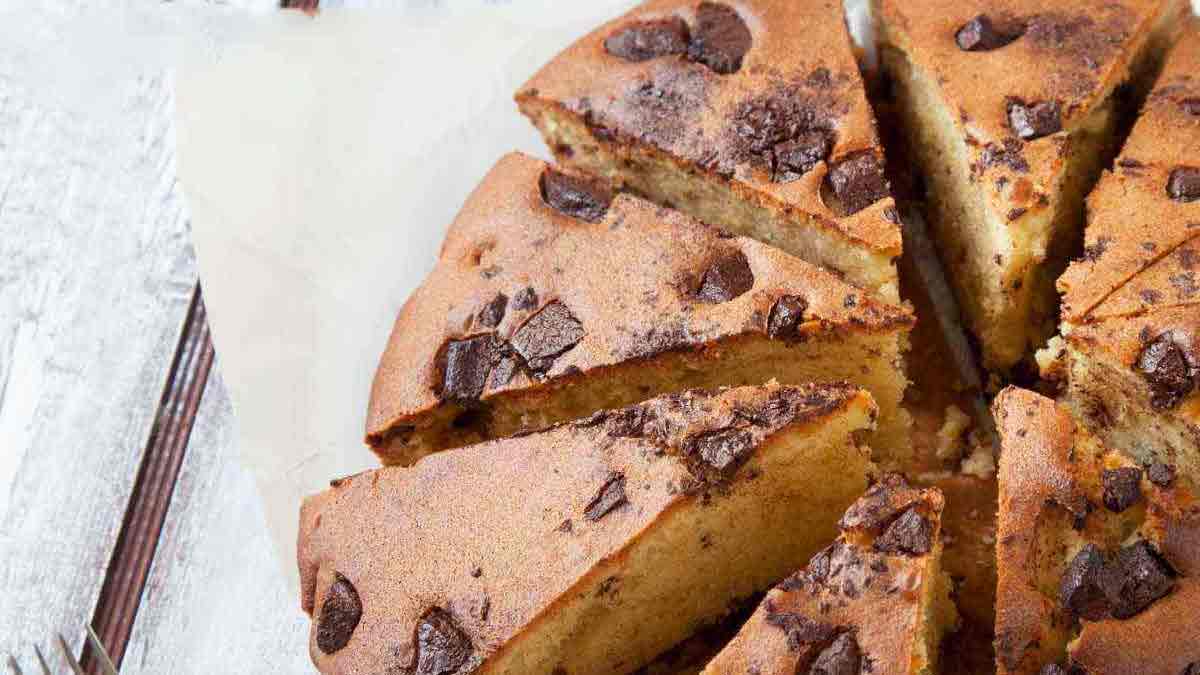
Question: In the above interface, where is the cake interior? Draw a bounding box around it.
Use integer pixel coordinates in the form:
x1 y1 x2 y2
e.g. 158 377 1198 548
483 405 876 675
373 329 912 471
915 542 959 675
875 5 1181 371
516 97 900 303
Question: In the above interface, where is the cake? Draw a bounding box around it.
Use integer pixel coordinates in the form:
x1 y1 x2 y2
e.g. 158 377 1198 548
299 383 879 675
366 152 914 468
874 0 1190 370
701 474 959 675
515 0 904 302
1053 24 1200 492
993 386 1200 674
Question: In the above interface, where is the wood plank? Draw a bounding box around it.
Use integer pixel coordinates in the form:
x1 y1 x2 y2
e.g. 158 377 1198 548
120 372 311 674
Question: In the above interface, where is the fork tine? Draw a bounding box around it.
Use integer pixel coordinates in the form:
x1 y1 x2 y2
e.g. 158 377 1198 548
7 654 24 675
54 635 85 675
85 626 119 675
31 647 50 675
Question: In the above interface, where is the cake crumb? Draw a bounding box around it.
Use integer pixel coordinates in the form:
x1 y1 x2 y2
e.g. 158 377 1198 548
935 404 973 462
1035 335 1068 382
959 430 997 479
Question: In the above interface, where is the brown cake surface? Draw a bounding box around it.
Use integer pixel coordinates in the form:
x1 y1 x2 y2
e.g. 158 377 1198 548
516 0 903 300
875 0 1189 370
702 474 958 675
301 383 878 675
993 386 1200 675
366 151 913 468
1055 24 1200 486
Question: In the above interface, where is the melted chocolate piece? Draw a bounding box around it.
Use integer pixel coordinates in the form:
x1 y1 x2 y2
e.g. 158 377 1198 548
874 507 933 556
1101 467 1142 513
510 301 585 373
1136 333 1195 411
316 573 363 654
511 286 539 311
767 295 810 340
1060 545 1110 621
1168 166 1200 203
476 293 507 328
539 167 613 222
687 427 754 474
686 2 752 75
763 609 839 651
1147 462 1176 488
697 250 755 303
1007 99 1062 140
772 131 832 183
956 14 1024 51
604 17 690 62
825 151 889 215
1182 98 1200 117
411 608 473 675
809 632 861 675
1100 540 1176 620
584 472 628 522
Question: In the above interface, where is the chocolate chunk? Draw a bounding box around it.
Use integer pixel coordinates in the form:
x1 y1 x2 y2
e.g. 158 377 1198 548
1102 467 1142 513
316 573 362 654
604 17 690 62
687 427 755 474
1136 333 1195 410
767 295 809 340
1182 98 1200 117
1183 662 1200 675
1168 166 1200 203
539 167 613 222
686 2 752 75
1007 99 1062 140
874 508 933 556
771 131 832 183
605 405 655 439
810 632 861 675
1147 462 1176 488
839 474 919 532
1100 540 1176 619
763 610 839 651
439 335 499 401
825 151 889 216
477 293 507 328
510 301 585 373
1060 544 1110 621
488 354 522 388
511 287 539 311
697 250 755 303
584 472 628 522
956 14 1023 51
411 607 473 675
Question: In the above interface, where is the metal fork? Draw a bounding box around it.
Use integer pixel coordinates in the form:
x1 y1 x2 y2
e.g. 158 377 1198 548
6 626 118 675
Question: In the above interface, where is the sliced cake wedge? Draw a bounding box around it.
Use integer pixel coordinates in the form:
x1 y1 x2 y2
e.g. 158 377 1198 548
875 0 1189 370
702 474 958 675
516 0 903 301
993 387 1200 675
300 383 878 675
1054 24 1200 491
366 152 914 468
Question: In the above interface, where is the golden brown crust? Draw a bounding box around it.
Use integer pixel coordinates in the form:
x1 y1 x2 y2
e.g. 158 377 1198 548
515 0 901 256
993 387 1200 675
300 383 875 674
1060 22 1200 323
702 476 948 675
365 152 911 449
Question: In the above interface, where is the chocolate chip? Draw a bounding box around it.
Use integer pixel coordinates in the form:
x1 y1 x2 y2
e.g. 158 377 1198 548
604 16 690 62
1147 462 1176 488
1168 166 1200 202
1182 98 1200 117
874 508 933 556
439 335 500 401
687 427 754 474
686 2 752 75
697 250 755 303
1102 467 1142 513
810 632 861 675
511 287 538 311
1136 333 1195 410
510 301 584 373
584 472 628 522
1060 544 1110 621
411 607 473 675
1100 540 1176 619
316 573 362 654
767 295 809 340
477 293 507 328
1007 99 1062 140
956 14 1023 51
539 167 613 222
771 131 832 183
824 151 889 216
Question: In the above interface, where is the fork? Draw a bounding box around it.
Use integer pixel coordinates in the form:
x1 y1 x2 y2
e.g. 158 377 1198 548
6 626 118 675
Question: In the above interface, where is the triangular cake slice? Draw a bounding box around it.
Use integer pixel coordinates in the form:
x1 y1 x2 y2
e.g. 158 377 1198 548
702 475 958 675
516 0 903 301
993 387 1199 674
300 384 879 675
875 0 1189 370
1052 24 1200 486
367 152 914 468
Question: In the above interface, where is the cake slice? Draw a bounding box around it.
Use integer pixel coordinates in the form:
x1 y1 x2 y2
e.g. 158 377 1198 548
875 0 1189 370
1053 24 1200 491
366 152 914 468
702 475 958 675
516 0 903 302
993 387 1200 674
300 383 879 675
